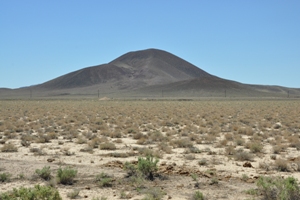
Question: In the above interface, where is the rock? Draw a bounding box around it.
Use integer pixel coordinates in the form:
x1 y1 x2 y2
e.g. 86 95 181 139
47 158 55 163
273 122 282 129
243 162 253 168
287 163 298 172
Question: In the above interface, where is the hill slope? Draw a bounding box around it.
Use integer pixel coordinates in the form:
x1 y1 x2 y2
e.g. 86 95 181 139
1 48 300 99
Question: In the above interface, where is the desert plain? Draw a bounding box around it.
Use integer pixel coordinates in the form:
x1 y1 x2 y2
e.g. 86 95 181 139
1 99 300 199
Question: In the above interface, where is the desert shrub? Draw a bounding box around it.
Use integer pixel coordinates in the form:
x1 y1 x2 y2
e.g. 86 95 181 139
35 166 51 180
259 162 272 171
57 167 77 185
157 142 173 154
248 142 263 153
36 133 51 143
67 189 80 199
137 147 162 158
171 138 193 148
1 143 18 152
273 145 287 154
185 146 200 154
225 145 236 155
0 184 62 200
30 147 46 155
0 172 11 182
191 191 205 200
198 158 208 166
142 187 165 200
95 172 113 188
257 176 300 200
133 132 144 140
185 154 195 160
274 159 288 172
110 132 122 138
138 155 159 180
241 174 249 182
124 162 139 177
224 133 234 141
235 137 245 146
234 149 253 161
99 142 116 150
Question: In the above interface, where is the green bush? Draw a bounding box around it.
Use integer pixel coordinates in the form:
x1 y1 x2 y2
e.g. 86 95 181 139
0 184 62 200
57 167 77 185
95 172 113 188
35 166 51 180
257 176 300 200
142 187 165 200
0 172 11 182
191 191 205 200
137 155 159 180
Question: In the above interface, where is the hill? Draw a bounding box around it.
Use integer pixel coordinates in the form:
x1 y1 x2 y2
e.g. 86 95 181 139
1 48 300 99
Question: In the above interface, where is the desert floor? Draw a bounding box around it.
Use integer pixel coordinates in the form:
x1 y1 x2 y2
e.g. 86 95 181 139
1 99 300 199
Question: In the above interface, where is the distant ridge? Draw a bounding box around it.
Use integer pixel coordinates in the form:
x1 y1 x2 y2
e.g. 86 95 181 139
1 48 300 99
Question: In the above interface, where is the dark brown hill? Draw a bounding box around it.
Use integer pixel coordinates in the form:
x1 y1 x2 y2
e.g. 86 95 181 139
38 48 213 91
1 48 300 99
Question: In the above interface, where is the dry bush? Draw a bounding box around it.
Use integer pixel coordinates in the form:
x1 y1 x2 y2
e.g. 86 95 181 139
272 144 287 154
99 142 116 150
225 145 236 155
157 142 173 154
274 158 288 172
171 138 193 148
224 133 234 141
234 149 253 161
1 143 18 152
185 154 195 160
245 141 263 154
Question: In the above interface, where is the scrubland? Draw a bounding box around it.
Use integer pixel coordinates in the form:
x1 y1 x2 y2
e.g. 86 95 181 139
0 99 300 199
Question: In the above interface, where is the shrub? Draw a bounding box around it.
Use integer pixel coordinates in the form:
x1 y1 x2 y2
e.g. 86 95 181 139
35 166 51 180
171 138 193 148
198 158 208 166
191 191 205 200
248 142 263 153
142 187 165 200
0 172 11 182
99 142 116 150
257 176 300 200
1 143 18 152
274 159 288 172
57 167 77 185
67 189 80 199
0 185 62 200
234 150 253 161
95 172 113 188
137 155 159 180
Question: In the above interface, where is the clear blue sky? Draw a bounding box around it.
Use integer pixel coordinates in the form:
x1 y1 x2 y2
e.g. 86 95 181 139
1 1 299 89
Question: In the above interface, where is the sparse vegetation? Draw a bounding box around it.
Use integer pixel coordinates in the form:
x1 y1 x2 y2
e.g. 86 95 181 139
1 100 300 199
257 176 300 200
0 185 62 200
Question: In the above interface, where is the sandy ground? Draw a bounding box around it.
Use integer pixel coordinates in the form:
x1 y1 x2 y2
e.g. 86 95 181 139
1 100 300 199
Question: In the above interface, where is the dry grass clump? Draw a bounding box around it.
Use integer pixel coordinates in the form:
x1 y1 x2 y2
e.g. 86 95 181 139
272 144 287 154
99 142 116 150
274 158 288 172
1 143 18 152
170 138 193 148
245 141 264 154
234 149 254 161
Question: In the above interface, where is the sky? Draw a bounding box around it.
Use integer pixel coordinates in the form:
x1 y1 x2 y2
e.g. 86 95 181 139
1 1 300 89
